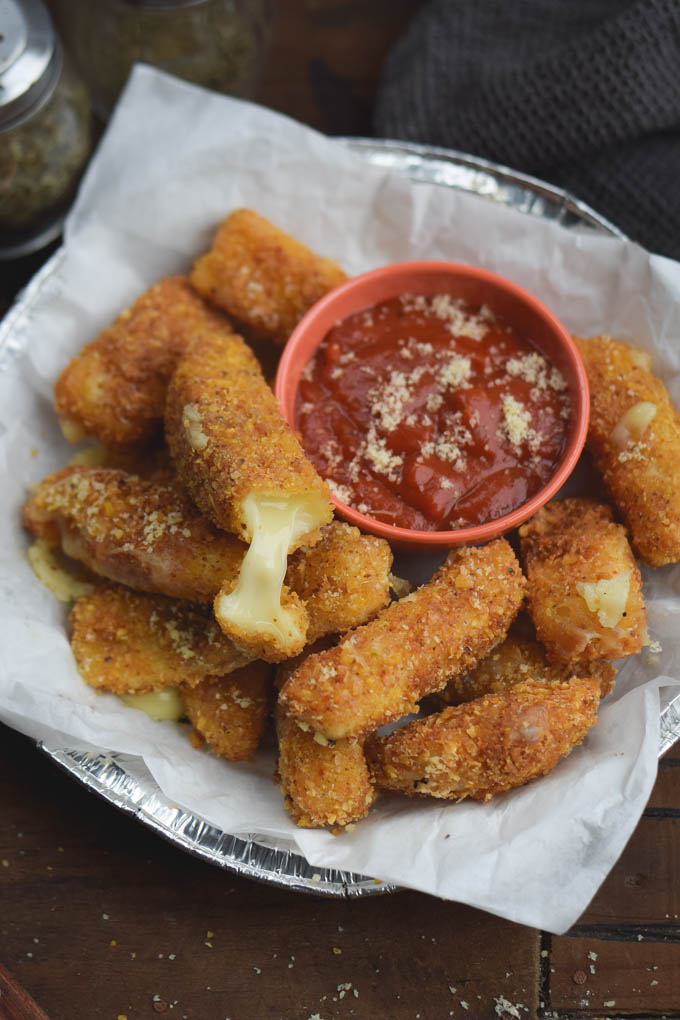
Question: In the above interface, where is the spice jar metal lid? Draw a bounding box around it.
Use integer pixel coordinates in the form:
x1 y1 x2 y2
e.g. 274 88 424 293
0 0 63 132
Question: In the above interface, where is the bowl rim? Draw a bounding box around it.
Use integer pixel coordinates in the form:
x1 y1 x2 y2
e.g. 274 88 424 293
275 259 590 547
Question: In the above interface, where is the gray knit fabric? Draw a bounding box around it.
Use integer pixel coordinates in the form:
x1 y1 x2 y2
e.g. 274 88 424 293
374 0 680 259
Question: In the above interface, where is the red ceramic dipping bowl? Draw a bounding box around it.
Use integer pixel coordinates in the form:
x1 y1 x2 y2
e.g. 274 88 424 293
275 261 589 550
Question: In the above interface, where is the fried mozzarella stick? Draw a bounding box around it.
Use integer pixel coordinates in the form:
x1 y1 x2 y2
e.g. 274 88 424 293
574 335 680 566
286 521 392 643
279 538 526 742
366 674 601 802
274 643 376 829
182 661 272 762
55 276 233 445
23 469 390 636
275 705 376 829
190 208 347 345
434 633 616 708
69 586 251 694
519 498 646 663
22 466 246 602
165 332 333 661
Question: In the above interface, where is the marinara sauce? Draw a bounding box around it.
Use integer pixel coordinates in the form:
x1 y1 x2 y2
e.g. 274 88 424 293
295 293 570 531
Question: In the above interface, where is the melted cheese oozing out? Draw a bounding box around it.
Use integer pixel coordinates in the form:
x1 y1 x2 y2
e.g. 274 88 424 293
59 418 86 443
215 493 319 645
610 401 657 449
67 444 109 468
576 571 631 628
118 688 184 721
27 539 94 603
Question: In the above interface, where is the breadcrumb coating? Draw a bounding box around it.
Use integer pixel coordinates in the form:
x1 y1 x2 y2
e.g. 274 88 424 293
55 276 233 445
165 329 332 542
519 498 646 663
190 208 347 345
22 466 245 602
574 334 680 566
435 633 616 707
279 538 526 741
275 704 376 829
286 522 392 643
69 585 251 695
182 661 272 762
366 674 601 802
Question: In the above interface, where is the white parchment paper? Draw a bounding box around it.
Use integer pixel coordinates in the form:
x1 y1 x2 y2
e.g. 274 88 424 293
1 65 679 934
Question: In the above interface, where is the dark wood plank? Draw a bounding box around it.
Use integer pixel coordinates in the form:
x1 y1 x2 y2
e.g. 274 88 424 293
255 0 427 134
548 935 680 1016
573 817 680 927
647 762 680 812
0 725 540 1020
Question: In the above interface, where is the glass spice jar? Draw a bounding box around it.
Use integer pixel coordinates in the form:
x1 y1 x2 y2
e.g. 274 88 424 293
52 0 272 123
0 0 93 259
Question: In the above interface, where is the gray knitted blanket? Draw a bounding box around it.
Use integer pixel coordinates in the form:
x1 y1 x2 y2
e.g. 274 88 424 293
374 0 680 259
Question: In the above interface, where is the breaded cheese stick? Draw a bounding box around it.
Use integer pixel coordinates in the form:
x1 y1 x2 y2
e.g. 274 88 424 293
366 674 601 802
286 522 392 643
274 642 376 829
434 633 616 707
190 208 347 345
182 661 272 762
278 538 526 742
519 498 646 663
69 585 251 694
22 466 246 602
574 334 680 566
55 276 233 445
165 331 333 661
275 704 376 829
23 469 392 639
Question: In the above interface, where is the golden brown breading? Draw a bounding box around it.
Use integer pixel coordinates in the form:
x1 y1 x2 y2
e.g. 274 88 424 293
190 208 347 345
165 330 332 543
519 498 646 663
286 522 392 643
366 674 601 802
23 469 393 654
434 633 616 707
574 334 680 566
69 586 251 695
22 466 246 602
54 276 233 445
275 704 376 829
278 538 526 742
165 329 332 660
182 661 272 761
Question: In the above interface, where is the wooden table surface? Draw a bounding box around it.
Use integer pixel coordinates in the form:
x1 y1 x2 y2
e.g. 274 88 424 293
2 2 679 1017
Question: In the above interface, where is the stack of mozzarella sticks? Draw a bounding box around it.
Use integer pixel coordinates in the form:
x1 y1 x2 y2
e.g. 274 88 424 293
21 209 680 831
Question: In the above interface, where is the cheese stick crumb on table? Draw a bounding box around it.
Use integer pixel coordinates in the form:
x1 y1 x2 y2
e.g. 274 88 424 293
519 497 646 663
190 208 347 345
366 673 602 802
165 331 333 661
574 334 680 566
279 538 526 742
69 585 252 694
54 276 233 445
182 662 272 762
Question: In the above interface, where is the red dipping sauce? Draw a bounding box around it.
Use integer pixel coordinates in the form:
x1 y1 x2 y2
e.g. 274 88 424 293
295 293 571 532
